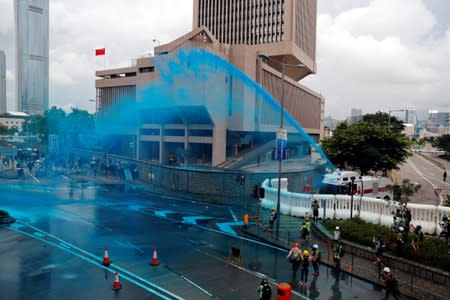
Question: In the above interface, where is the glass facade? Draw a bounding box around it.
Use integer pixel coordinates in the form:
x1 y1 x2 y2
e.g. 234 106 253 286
15 0 49 115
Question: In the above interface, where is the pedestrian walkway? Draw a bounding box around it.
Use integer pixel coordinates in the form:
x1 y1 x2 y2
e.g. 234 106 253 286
243 204 450 300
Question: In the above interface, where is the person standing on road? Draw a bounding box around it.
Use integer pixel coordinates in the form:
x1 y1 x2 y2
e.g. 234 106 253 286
444 170 447 182
310 244 321 275
333 226 341 247
379 267 400 300
311 199 320 223
268 208 277 232
256 278 272 300
286 243 302 277
299 249 310 285
333 241 345 274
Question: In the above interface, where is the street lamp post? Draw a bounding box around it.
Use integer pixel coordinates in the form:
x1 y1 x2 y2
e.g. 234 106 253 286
258 53 305 239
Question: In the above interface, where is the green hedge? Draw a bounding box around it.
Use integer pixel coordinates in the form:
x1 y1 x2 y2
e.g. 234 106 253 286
322 218 450 271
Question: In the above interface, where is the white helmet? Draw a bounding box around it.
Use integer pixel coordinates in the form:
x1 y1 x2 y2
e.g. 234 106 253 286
335 226 340 230
383 267 391 273
398 226 404 232
313 244 319 249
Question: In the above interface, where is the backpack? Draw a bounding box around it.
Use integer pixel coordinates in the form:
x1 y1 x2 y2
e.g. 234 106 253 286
291 248 301 262
261 284 272 299
316 250 322 262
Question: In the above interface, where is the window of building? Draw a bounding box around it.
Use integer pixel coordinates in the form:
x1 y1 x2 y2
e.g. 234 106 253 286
139 67 154 73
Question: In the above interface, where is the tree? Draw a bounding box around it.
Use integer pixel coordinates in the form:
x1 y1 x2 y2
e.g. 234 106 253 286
398 179 421 205
66 108 96 147
321 121 411 174
363 111 405 133
433 134 450 155
0 124 8 135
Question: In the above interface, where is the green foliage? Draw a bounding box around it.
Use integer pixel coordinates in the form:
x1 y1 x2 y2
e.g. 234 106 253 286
322 219 450 271
23 107 95 146
434 134 450 154
363 111 405 133
0 124 8 135
321 120 411 174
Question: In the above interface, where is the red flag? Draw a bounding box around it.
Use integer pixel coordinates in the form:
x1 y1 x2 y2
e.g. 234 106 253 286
95 48 106 56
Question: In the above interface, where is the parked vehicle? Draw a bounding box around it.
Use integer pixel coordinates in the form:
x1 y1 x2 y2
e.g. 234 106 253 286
320 170 393 200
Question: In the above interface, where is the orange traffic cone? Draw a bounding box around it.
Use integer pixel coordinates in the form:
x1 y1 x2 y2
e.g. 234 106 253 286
150 247 159 266
102 246 111 266
112 272 121 290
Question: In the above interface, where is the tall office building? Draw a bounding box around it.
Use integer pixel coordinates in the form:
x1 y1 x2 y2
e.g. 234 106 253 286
15 0 49 115
0 50 6 114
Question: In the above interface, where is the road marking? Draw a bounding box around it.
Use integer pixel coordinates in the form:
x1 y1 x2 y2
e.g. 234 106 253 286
14 222 184 300
216 221 244 235
408 159 444 205
193 247 308 300
180 275 213 297
228 207 238 221
182 216 213 224
8 226 178 300
154 210 175 217
33 231 46 238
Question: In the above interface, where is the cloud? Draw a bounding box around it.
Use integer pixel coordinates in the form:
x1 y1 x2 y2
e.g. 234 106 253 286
303 0 450 119
0 0 14 35
47 0 193 110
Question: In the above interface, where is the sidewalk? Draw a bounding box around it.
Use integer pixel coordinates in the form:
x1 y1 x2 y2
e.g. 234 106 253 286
243 205 450 300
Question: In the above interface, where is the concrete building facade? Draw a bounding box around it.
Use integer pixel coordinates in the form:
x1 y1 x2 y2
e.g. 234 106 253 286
96 0 324 167
0 51 6 114
15 0 49 115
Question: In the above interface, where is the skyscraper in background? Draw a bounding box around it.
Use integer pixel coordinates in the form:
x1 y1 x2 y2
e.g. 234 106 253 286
0 50 6 114
15 0 49 115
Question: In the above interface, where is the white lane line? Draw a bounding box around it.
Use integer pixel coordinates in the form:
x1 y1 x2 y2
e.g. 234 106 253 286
193 247 308 300
408 159 444 205
8 226 176 300
229 207 238 221
179 275 213 297
17 222 184 300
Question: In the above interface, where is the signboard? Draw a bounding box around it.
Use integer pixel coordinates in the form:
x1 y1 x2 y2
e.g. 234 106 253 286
275 128 287 160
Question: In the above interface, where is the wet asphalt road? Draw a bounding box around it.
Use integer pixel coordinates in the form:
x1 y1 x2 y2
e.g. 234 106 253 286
0 178 391 299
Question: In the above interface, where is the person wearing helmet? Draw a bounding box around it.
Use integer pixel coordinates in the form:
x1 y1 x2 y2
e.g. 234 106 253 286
333 226 341 246
310 244 321 275
299 249 310 285
395 231 405 257
379 266 400 300
256 278 272 300
286 242 302 277
411 224 424 252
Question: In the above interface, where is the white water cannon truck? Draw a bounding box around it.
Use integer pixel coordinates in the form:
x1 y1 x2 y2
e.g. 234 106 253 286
319 170 394 200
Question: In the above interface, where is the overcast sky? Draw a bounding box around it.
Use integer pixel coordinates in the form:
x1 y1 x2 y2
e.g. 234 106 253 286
0 0 449 120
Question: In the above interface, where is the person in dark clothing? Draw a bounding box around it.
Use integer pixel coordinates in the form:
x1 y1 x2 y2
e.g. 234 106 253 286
333 241 345 274
300 250 310 285
311 199 320 223
379 267 400 300
395 230 405 257
257 278 272 300
444 170 447 182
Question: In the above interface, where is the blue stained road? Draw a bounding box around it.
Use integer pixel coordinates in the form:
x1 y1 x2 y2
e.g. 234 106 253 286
0 178 396 299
